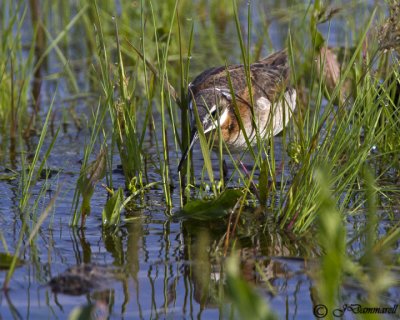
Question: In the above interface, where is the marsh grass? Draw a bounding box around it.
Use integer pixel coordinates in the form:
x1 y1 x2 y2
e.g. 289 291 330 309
0 1 31 160
306 165 400 318
171 0 399 235
273 4 400 233
1 0 400 316
3 93 59 289
69 87 113 226
22 0 398 235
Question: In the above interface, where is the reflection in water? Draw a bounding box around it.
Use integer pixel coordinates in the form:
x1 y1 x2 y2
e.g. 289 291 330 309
43 208 322 318
48 264 121 296
1 188 398 319
179 217 319 318
74 229 92 264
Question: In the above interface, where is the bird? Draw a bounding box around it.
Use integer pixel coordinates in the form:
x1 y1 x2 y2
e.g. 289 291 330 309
177 49 296 175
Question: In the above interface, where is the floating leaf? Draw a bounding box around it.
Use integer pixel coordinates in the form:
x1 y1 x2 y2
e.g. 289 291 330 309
38 167 60 180
177 189 243 220
0 173 18 181
102 188 124 227
0 253 24 270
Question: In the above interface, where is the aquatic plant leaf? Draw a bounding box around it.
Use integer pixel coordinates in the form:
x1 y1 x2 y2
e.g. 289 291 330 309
102 188 124 227
78 147 107 217
226 254 277 320
0 253 23 270
310 0 325 51
0 172 18 181
126 41 180 105
315 169 346 313
191 99 215 187
68 305 96 320
179 189 243 220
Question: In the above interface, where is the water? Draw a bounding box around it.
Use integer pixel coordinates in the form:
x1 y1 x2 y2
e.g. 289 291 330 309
1 1 399 319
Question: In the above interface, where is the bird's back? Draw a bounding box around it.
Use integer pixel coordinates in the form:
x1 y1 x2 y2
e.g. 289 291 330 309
188 49 290 102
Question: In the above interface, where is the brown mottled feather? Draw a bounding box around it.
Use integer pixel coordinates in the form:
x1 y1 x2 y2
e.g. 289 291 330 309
189 49 290 102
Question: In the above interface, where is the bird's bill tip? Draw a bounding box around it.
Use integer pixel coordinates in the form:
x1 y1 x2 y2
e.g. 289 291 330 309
177 132 199 173
177 150 189 173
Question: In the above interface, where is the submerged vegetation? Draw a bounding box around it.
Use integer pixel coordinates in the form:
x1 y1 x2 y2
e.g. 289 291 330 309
0 0 399 318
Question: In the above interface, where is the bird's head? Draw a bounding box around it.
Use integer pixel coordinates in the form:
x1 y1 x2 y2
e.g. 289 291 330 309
177 88 232 173
190 88 231 133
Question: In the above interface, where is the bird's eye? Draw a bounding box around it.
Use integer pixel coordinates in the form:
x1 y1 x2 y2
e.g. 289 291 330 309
209 105 218 118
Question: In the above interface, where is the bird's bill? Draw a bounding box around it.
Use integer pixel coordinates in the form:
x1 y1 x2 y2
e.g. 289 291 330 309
177 130 199 173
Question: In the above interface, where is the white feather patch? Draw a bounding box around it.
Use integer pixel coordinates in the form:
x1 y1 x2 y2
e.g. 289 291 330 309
218 108 229 126
256 96 271 110
203 106 229 134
